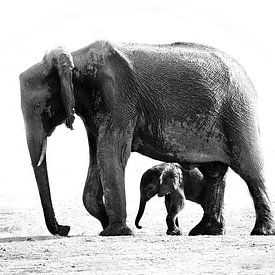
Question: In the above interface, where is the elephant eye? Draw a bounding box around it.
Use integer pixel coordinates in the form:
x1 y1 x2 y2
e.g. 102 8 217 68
36 102 40 108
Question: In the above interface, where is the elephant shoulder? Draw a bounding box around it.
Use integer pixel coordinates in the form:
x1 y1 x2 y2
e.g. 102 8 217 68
84 41 133 74
73 40 133 80
74 41 136 109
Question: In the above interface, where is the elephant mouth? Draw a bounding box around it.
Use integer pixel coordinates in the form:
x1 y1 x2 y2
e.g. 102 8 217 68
158 185 170 197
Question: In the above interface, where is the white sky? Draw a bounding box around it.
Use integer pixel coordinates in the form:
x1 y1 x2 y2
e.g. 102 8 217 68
1 0 275 210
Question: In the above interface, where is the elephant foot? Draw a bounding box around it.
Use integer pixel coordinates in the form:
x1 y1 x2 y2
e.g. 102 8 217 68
251 224 275 235
166 228 182 236
99 222 134 236
55 225 70 237
189 215 225 236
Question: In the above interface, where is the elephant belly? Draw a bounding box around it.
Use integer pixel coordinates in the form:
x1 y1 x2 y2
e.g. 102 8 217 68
132 119 230 165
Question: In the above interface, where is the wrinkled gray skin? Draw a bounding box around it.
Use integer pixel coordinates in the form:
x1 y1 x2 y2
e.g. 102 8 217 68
20 40 274 236
135 163 218 236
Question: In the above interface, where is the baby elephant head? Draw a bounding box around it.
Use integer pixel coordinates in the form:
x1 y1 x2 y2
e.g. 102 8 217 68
158 163 182 197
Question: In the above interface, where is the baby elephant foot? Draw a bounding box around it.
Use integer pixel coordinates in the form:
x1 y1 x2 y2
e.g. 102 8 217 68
189 215 225 236
166 228 183 236
100 222 134 236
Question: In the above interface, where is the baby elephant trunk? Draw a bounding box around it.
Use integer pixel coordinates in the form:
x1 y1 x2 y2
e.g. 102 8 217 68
135 197 147 229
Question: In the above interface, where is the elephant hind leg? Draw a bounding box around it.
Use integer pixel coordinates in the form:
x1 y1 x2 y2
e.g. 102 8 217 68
230 156 274 235
227 117 274 235
83 166 109 229
189 162 227 236
245 177 273 235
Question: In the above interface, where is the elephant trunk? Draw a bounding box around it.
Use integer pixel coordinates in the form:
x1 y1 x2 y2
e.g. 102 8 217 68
27 134 70 236
135 197 147 229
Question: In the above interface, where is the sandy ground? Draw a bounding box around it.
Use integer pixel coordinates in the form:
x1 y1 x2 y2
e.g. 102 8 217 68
1 193 275 274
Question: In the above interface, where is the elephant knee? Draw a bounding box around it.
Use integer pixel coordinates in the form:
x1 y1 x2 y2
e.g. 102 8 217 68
83 193 91 212
83 193 98 217
83 192 107 215
83 192 109 229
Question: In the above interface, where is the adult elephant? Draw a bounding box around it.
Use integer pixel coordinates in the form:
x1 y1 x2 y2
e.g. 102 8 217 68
20 40 274 236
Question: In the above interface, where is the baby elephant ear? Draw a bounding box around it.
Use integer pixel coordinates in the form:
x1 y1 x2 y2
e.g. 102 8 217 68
167 178 180 192
158 178 179 197
158 166 182 197
169 165 183 191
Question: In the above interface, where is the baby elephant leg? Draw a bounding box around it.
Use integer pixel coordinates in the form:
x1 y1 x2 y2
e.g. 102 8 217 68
165 192 185 235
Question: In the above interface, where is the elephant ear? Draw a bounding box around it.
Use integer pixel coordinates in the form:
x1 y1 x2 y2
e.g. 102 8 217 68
158 165 182 197
166 177 180 192
43 48 75 129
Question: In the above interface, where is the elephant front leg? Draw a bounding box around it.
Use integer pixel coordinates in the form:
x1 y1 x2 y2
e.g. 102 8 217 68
83 129 108 229
166 213 182 236
83 165 109 229
165 194 184 236
189 162 227 236
97 128 134 236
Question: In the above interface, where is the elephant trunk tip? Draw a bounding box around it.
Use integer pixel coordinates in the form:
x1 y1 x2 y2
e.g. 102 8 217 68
135 221 142 229
135 197 147 230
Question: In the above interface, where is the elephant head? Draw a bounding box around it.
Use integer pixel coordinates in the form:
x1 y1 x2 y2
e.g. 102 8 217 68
20 47 75 235
135 163 182 229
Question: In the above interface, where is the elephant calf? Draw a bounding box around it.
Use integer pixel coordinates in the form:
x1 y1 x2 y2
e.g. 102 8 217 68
135 163 224 235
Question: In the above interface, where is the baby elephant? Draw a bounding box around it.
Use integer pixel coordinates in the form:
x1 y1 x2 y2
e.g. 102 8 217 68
135 163 206 235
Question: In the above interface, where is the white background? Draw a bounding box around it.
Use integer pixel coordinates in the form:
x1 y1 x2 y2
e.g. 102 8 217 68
0 0 275 218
